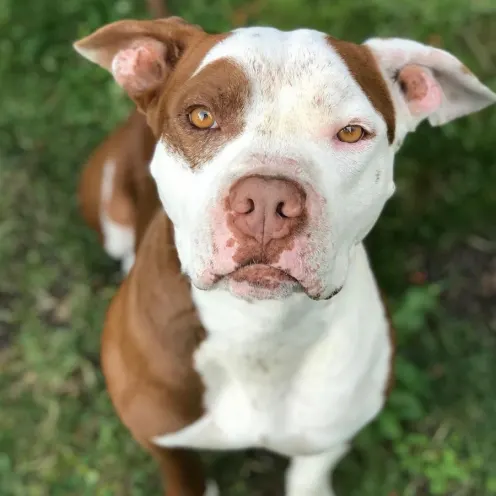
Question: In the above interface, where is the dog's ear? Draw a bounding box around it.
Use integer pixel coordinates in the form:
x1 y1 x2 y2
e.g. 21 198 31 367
364 38 496 134
73 18 204 111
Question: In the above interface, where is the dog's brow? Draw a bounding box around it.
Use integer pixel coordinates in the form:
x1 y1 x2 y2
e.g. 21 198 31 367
327 36 396 144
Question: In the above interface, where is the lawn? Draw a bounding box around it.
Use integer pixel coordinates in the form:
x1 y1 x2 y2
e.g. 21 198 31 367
1 0 495 494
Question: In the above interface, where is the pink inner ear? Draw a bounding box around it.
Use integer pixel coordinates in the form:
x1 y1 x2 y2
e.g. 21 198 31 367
111 39 167 96
398 64 443 116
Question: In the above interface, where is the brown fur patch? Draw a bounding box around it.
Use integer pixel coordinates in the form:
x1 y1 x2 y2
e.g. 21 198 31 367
148 45 251 168
327 37 396 144
102 212 207 494
79 105 206 494
106 187 135 226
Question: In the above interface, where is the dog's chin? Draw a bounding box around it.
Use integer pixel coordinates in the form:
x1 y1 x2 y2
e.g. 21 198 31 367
222 264 302 301
192 265 342 302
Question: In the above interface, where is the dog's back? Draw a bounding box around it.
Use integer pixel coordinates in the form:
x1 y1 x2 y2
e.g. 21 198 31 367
78 110 159 272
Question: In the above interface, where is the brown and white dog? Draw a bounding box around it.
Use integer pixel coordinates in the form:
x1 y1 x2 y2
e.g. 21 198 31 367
74 16 495 496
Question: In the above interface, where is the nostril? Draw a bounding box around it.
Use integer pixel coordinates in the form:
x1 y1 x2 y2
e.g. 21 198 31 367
278 197 303 218
246 198 255 214
231 196 255 215
276 202 287 218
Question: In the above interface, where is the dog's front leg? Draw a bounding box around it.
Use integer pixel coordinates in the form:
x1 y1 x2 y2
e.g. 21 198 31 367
285 444 349 496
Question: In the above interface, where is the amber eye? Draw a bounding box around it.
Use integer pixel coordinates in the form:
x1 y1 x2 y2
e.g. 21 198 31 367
336 125 366 143
189 107 217 129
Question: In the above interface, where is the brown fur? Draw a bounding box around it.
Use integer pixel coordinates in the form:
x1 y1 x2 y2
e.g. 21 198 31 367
150 49 250 168
76 22 250 169
79 112 209 494
75 20 236 495
78 110 158 244
102 212 207 495
327 37 396 144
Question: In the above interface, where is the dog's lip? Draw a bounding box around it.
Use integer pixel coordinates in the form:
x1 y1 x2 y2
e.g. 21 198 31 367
210 265 342 300
219 263 299 289
231 264 296 283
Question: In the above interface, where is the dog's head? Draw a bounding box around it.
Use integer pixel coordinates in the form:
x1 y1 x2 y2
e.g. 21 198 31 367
75 19 495 301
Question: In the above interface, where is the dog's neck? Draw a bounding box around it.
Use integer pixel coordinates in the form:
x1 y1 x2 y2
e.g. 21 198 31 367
192 285 330 341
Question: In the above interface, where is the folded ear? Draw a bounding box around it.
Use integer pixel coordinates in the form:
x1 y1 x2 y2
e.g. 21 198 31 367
364 38 496 134
73 17 204 111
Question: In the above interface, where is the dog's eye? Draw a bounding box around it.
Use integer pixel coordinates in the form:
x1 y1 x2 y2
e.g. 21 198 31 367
189 107 218 129
336 125 365 143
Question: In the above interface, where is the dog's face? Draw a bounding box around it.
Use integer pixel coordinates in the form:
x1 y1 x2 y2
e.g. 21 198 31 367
75 19 495 301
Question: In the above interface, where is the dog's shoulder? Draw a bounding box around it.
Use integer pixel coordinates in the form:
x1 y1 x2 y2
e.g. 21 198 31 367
101 210 206 439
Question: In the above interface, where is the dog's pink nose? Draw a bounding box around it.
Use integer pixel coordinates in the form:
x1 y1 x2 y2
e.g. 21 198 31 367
228 176 305 244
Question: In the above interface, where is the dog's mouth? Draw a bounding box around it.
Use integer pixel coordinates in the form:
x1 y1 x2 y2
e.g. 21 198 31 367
210 261 342 301
229 263 299 289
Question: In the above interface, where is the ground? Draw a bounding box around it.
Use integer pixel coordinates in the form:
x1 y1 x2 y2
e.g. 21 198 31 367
1 0 496 495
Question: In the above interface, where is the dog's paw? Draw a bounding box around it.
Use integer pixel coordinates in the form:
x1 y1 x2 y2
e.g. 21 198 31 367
286 480 335 496
205 480 220 496
287 487 334 496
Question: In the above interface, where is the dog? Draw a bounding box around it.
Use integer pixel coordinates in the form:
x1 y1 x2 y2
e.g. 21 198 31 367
74 15 496 496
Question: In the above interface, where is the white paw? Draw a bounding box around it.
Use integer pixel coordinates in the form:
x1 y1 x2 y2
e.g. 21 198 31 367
205 480 220 496
287 487 334 496
286 479 335 496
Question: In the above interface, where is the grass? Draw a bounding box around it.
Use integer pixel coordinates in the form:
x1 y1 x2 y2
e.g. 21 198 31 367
0 0 495 494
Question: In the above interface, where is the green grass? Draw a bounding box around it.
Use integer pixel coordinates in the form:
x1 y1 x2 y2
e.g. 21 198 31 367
1 0 496 494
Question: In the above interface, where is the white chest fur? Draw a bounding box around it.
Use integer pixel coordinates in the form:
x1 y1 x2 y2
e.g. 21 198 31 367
153 244 391 457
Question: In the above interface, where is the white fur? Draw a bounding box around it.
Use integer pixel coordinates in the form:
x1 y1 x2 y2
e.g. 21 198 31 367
285 446 349 496
100 160 135 274
121 252 135 275
204 480 219 496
